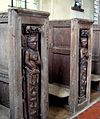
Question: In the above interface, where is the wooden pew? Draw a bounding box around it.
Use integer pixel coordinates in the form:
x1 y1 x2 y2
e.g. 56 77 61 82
49 83 70 98
0 8 49 119
49 19 93 114
0 16 9 108
92 25 100 90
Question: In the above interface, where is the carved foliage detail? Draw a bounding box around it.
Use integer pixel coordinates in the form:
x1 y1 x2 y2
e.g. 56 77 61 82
78 29 89 104
22 25 41 119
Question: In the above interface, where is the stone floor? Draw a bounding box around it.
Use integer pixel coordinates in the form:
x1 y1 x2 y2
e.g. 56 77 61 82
0 105 9 119
0 90 100 119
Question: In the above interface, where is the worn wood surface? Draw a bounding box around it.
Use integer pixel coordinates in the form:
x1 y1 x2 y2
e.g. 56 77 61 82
0 81 9 108
69 19 79 113
8 8 49 119
49 19 93 114
49 105 70 119
0 13 8 23
0 24 8 69
49 20 71 86
77 20 93 112
91 74 100 82
0 104 10 119
91 90 100 102
41 18 49 119
8 10 23 119
92 25 100 75
0 19 9 108
0 65 9 108
49 83 69 98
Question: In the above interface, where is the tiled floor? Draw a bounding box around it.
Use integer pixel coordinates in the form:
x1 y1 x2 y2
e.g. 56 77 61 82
74 101 100 119
0 105 9 119
0 91 100 119
48 90 100 119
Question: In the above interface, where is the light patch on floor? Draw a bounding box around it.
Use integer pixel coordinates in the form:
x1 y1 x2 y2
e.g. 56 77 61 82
91 90 100 102
0 105 9 119
49 105 70 119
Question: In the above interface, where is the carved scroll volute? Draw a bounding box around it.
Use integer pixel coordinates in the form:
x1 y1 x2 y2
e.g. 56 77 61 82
22 25 41 119
78 29 89 104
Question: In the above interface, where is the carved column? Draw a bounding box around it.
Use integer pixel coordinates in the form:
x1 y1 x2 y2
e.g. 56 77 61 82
22 25 41 119
70 19 93 114
78 29 89 104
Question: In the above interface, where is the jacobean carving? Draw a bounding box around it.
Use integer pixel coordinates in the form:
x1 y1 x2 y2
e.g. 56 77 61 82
78 29 89 104
22 25 41 119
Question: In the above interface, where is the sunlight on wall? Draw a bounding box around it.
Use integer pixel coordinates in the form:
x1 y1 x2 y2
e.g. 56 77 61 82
0 0 40 12
70 0 94 20
41 0 94 20
0 0 94 21
27 0 39 10
41 0 52 18
0 0 10 12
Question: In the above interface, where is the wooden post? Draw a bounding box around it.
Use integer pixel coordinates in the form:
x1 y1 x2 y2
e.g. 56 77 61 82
69 19 93 114
8 8 49 119
8 10 23 119
86 24 93 104
69 19 79 113
41 19 49 119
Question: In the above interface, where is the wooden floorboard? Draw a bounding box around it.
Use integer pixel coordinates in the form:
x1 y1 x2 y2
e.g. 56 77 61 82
91 90 100 102
49 106 70 119
48 90 100 119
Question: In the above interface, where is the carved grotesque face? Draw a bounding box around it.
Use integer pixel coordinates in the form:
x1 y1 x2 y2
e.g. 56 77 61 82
81 38 87 47
28 35 37 50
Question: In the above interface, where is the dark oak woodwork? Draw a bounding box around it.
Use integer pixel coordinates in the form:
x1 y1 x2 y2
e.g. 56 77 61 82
91 25 100 90
0 8 50 119
49 21 71 86
92 25 100 75
78 29 89 104
22 25 41 119
0 14 9 108
49 19 93 114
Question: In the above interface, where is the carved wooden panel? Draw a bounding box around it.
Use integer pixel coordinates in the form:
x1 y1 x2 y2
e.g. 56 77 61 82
78 29 89 104
22 25 41 119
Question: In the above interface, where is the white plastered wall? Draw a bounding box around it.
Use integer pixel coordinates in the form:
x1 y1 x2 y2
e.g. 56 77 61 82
0 0 10 12
40 0 94 20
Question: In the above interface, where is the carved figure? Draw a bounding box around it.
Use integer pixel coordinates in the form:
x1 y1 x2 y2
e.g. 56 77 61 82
24 26 41 119
78 29 89 104
25 35 40 73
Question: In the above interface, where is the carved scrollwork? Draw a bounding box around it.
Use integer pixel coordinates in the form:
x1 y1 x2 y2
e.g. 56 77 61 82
22 25 41 119
78 29 89 104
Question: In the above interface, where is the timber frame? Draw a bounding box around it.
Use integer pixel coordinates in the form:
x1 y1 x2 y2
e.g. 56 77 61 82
91 25 100 90
70 19 93 113
7 8 49 119
49 19 93 114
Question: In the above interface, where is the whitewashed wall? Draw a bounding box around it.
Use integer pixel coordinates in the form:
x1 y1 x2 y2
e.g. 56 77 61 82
0 0 10 12
0 0 95 21
94 0 100 24
0 0 39 12
40 0 94 20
